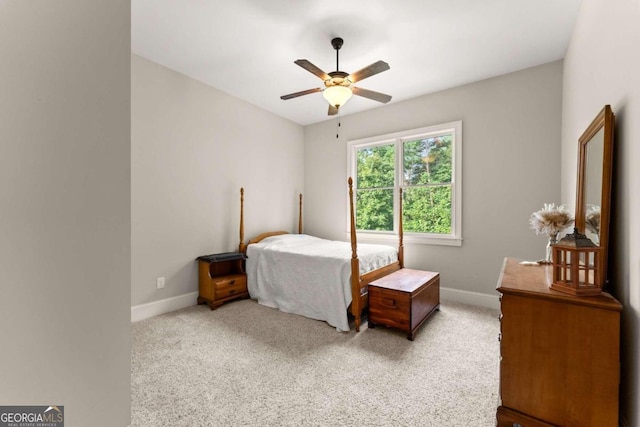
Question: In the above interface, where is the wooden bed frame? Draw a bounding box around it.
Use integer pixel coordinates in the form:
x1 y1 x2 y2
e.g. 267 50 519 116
238 178 404 332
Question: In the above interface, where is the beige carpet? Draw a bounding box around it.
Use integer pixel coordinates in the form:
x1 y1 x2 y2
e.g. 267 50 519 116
131 299 500 426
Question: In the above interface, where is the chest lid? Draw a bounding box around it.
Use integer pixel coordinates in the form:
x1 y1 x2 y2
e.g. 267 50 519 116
370 268 438 293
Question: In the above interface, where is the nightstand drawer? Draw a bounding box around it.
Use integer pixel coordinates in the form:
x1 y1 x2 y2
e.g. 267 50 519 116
214 275 246 298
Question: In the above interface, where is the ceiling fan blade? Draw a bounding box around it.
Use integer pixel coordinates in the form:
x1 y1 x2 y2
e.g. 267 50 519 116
280 87 322 100
328 105 339 116
294 59 330 80
352 87 392 103
348 60 390 83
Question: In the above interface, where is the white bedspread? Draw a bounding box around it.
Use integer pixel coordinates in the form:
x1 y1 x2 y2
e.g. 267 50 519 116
246 234 397 332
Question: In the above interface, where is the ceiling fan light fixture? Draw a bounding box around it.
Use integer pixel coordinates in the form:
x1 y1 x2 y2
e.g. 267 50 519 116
323 85 352 109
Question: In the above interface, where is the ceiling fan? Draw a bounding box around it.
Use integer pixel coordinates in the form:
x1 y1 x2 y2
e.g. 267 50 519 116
280 37 392 116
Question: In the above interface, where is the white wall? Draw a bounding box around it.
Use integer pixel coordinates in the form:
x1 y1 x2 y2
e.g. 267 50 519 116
561 0 640 425
131 55 304 307
0 1 131 426
304 61 563 300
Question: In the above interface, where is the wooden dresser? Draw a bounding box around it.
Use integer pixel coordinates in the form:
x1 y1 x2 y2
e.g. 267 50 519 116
496 257 622 427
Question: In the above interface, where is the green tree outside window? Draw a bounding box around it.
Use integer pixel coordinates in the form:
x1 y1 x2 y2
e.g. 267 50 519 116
355 134 453 234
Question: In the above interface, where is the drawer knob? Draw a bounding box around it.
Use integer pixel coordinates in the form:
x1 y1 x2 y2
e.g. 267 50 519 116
229 279 235 285
229 289 236 295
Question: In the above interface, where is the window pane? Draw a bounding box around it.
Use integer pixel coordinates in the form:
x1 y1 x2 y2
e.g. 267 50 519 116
356 189 394 231
356 144 395 189
403 135 452 185
403 186 452 234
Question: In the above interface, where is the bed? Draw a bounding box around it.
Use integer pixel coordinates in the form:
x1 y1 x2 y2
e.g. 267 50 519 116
238 178 404 332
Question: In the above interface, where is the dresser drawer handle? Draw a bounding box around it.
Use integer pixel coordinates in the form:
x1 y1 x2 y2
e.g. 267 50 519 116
229 289 236 295
228 279 235 285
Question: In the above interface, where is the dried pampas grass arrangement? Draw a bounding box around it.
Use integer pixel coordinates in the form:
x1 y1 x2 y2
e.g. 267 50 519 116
585 205 601 235
529 203 574 236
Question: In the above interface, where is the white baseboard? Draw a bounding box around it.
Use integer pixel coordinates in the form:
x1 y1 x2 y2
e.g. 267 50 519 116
131 292 199 323
131 288 499 322
440 286 500 310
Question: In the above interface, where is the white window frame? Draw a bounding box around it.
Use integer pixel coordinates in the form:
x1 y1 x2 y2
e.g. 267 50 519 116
347 121 462 247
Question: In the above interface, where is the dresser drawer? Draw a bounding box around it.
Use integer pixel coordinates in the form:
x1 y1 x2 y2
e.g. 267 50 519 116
214 275 247 299
497 406 555 427
369 287 410 330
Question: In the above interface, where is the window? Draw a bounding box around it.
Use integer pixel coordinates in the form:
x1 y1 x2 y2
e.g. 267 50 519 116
347 121 462 246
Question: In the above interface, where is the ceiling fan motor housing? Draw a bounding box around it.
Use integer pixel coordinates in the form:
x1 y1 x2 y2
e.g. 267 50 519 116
325 71 351 88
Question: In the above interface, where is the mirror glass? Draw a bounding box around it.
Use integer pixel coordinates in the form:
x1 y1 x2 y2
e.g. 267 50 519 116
583 127 604 244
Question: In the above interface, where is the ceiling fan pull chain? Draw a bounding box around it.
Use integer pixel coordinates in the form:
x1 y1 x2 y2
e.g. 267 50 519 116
336 110 341 139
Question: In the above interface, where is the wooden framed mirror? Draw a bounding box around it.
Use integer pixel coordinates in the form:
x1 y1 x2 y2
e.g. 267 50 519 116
575 105 615 285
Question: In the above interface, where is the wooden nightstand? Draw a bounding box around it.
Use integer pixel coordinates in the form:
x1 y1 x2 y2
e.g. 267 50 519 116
368 269 440 340
196 252 248 310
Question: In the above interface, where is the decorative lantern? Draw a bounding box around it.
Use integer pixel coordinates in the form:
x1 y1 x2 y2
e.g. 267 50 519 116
551 228 604 296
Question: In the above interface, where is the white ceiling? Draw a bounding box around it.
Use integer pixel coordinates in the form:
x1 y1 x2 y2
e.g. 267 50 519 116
132 0 582 126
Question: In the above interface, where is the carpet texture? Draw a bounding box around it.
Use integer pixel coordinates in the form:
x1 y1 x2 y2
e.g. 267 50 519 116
131 299 500 426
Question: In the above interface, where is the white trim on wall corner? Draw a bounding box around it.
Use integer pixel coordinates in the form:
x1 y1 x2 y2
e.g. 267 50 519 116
131 292 199 322
440 287 500 311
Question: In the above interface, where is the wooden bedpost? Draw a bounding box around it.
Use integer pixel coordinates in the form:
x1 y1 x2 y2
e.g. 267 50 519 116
298 193 303 234
239 187 246 253
348 177 362 332
398 187 404 268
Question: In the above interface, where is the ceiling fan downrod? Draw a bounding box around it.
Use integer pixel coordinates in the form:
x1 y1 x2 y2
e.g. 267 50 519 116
331 37 343 72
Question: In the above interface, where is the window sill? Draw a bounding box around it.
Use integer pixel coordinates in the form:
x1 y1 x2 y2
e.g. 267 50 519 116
346 232 463 247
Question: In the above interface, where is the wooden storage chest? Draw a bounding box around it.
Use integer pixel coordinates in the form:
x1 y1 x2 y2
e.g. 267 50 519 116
368 268 440 340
